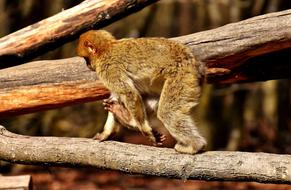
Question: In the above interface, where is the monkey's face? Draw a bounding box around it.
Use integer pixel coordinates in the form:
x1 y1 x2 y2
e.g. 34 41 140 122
77 30 116 71
76 34 97 71
76 38 95 57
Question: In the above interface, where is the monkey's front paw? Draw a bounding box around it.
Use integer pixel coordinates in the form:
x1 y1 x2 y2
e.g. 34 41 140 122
152 130 166 146
103 99 131 125
103 98 118 113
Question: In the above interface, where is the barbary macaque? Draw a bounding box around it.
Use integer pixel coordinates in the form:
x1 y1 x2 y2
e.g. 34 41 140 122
76 30 206 154
102 95 166 145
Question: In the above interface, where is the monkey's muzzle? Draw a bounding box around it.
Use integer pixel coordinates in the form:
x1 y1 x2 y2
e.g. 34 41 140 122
84 57 94 71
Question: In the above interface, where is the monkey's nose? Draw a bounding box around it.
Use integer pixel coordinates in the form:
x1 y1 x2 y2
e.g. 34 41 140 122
84 58 94 71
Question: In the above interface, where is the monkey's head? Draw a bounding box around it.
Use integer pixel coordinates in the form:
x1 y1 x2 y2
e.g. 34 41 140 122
77 30 115 71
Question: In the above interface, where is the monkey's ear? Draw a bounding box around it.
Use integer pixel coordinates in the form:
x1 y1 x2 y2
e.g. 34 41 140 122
84 40 96 54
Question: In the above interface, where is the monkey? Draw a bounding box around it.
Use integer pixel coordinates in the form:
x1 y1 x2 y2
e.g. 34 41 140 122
76 30 206 154
102 95 166 145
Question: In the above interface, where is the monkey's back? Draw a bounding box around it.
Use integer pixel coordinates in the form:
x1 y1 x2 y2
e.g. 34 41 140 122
96 37 199 95
111 38 197 75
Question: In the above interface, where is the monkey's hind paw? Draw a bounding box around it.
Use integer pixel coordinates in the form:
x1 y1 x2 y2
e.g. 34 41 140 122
152 130 166 146
92 133 108 142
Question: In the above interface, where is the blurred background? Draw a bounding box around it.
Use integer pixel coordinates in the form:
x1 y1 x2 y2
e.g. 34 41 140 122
0 0 291 189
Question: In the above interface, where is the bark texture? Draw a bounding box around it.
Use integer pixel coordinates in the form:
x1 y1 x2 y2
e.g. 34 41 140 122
0 125 290 184
0 57 110 117
0 0 158 61
0 9 291 117
174 9 291 83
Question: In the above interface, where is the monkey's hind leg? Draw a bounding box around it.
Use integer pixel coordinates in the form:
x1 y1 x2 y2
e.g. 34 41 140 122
103 98 166 145
157 76 206 154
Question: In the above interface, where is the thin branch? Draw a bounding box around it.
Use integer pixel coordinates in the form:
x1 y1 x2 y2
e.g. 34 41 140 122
0 9 291 117
0 125 290 184
0 0 158 64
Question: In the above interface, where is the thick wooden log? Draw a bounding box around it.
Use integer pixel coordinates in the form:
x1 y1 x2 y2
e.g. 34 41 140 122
174 9 291 83
0 9 291 117
0 81 109 117
0 125 290 184
0 57 97 89
0 57 110 117
0 0 158 65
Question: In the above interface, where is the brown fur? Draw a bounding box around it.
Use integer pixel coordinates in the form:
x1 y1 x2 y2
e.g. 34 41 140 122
77 30 206 154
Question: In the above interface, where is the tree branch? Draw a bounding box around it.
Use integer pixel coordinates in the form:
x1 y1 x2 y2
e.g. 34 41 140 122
0 125 290 184
0 0 158 66
0 57 110 117
0 9 291 117
174 9 291 83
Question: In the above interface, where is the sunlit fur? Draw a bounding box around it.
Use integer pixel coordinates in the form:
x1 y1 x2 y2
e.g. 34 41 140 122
76 30 206 154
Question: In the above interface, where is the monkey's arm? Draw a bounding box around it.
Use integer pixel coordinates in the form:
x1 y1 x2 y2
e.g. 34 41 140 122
117 88 158 144
103 98 132 127
103 98 166 145
116 83 147 131
104 73 157 143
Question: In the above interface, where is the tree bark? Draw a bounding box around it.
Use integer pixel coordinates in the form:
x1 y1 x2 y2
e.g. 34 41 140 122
0 57 110 117
0 0 159 65
0 125 290 184
1 9 291 117
174 9 291 84
0 81 109 117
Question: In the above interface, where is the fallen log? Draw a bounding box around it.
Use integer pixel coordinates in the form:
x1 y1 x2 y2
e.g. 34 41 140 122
0 125 290 184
